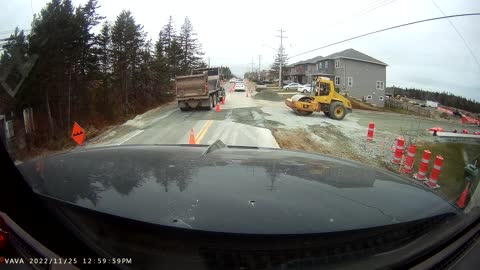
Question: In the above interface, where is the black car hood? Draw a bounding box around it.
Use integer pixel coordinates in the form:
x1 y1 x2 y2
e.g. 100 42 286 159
17 144 458 234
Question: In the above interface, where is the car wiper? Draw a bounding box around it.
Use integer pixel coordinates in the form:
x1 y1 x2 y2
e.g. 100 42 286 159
202 139 227 157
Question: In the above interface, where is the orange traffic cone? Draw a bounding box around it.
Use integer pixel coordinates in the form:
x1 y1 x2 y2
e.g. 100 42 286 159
221 96 225 104
215 103 221 112
189 128 196 144
456 182 471 209
246 91 249 97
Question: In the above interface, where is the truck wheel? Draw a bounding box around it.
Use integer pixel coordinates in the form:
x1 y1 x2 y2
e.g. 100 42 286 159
329 101 346 120
208 95 214 110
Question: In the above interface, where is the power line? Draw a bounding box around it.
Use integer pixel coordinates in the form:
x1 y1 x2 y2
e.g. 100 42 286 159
288 13 480 60
327 0 399 27
431 1 480 70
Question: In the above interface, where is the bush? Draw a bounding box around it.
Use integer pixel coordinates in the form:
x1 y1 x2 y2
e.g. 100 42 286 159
440 112 449 119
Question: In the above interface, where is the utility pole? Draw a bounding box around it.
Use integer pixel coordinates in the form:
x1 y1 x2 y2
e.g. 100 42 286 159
276 28 287 89
258 55 262 81
251 57 254 73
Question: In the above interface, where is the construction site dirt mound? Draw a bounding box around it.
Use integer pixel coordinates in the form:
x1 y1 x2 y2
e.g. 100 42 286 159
253 90 284 101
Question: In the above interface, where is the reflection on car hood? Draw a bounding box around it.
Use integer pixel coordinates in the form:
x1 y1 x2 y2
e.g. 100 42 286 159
17 144 458 234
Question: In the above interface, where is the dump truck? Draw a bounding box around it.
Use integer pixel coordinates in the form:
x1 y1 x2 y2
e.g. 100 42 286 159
285 77 352 120
176 68 225 111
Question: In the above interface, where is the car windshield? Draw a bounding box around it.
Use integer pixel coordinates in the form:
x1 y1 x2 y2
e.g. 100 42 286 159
1 0 480 269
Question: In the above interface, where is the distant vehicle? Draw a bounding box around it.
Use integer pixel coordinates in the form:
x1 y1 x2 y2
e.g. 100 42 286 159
229 78 236 83
282 80 294 86
175 67 225 111
283 83 302 90
256 81 267 91
453 110 463 118
235 83 246 91
298 84 314 93
426 100 439 108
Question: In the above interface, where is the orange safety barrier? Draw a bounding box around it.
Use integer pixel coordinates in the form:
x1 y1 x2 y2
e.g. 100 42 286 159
215 103 221 112
402 144 416 173
391 137 405 165
414 150 431 181
463 129 469 134
367 122 375 142
426 155 443 189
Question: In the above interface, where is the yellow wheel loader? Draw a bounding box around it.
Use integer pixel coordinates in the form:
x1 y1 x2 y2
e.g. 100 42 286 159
285 77 352 120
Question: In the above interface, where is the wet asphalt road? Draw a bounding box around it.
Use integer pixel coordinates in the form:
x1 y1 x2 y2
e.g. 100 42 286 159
88 82 279 148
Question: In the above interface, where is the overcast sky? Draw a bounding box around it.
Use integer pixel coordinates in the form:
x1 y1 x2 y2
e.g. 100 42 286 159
1 0 479 100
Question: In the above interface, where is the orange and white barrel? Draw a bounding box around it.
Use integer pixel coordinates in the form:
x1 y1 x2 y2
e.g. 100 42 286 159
426 155 443 189
402 144 416 173
414 150 431 181
367 122 375 142
391 137 405 165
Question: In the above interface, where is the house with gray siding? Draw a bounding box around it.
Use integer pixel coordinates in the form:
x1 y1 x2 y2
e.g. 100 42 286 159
289 49 387 107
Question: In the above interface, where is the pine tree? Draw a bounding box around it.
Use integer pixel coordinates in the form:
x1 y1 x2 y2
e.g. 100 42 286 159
111 10 145 114
159 16 183 77
75 0 104 77
96 22 111 79
271 47 288 79
0 28 28 75
178 17 204 74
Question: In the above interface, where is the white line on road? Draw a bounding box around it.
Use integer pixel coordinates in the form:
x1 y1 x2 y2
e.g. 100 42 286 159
116 130 144 145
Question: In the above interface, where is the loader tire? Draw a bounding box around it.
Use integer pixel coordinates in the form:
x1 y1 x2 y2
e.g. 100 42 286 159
329 101 346 120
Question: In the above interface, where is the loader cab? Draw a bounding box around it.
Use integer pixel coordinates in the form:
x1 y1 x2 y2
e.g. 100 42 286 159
317 82 331 96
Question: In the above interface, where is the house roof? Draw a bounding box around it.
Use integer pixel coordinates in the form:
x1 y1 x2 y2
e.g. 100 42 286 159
291 48 387 67
325 48 387 66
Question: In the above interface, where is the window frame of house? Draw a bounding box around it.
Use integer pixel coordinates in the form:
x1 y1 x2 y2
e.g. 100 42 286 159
376 81 385 90
318 62 322 69
335 60 340 68
335 76 340 86
379 96 384 101
325 61 328 68
347 77 353 87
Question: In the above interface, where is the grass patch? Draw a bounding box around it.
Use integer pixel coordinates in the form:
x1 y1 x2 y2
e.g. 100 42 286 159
414 143 480 201
383 106 426 117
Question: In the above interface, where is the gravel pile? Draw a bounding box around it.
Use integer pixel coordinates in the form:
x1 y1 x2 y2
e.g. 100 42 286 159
253 90 284 101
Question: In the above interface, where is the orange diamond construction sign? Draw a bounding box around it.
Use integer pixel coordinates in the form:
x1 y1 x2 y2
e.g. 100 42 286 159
71 122 86 145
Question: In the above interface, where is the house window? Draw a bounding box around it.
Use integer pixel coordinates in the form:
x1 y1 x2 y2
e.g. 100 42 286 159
379 96 384 101
335 76 340 85
376 81 384 90
347 77 353 87
318 62 322 69
325 61 328 68
367 95 373 100
335 60 340 68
